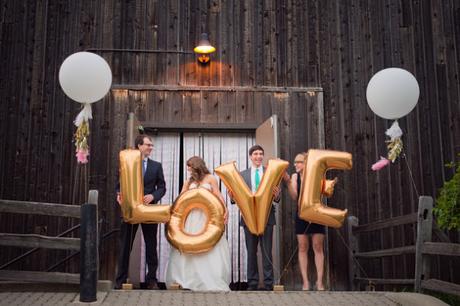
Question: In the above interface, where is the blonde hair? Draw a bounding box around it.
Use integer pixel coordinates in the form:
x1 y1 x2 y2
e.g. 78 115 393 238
294 152 308 163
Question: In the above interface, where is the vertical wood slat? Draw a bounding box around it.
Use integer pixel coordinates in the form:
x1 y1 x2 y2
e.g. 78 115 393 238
347 216 359 291
414 196 433 292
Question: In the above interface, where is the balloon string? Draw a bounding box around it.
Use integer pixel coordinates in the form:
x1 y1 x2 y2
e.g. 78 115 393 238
269 225 373 289
273 223 311 286
334 228 372 285
401 152 420 198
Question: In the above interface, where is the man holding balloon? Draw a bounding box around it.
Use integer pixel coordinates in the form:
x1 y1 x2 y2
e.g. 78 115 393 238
228 145 282 291
115 135 166 290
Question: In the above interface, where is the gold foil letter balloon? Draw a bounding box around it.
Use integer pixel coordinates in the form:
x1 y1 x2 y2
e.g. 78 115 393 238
167 188 226 254
298 149 352 228
215 159 289 235
119 149 170 224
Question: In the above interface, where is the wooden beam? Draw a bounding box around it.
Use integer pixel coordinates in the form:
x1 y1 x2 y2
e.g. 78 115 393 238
355 245 415 258
415 196 433 292
0 233 80 250
0 270 80 284
352 213 418 234
111 84 323 93
126 113 140 149
88 190 99 206
142 122 259 133
0 200 81 218
422 279 460 297
422 242 460 257
347 216 359 290
355 277 415 285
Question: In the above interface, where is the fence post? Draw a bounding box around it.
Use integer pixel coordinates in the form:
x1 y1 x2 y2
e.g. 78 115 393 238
347 216 359 291
80 190 99 302
414 196 433 292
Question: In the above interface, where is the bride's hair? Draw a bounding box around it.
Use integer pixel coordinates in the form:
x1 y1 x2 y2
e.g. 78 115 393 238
187 156 210 183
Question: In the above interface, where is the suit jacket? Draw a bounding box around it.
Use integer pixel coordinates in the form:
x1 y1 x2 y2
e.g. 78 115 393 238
143 158 166 203
116 158 166 204
239 167 277 227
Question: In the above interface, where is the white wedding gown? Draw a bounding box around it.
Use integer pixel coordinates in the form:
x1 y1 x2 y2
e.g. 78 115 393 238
165 182 231 291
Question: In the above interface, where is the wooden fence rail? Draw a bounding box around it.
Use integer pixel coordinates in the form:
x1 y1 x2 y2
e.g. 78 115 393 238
0 190 99 302
348 196 460 297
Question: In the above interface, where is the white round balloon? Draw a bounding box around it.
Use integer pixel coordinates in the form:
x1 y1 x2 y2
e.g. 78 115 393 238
59 52 112 103
366 68 419 120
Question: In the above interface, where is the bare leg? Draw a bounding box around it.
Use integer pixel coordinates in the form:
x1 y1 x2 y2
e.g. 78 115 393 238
297 234 310 290
312 233 325 290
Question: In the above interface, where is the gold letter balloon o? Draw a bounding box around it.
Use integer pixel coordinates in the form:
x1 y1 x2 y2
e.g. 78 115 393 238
167 188 226 254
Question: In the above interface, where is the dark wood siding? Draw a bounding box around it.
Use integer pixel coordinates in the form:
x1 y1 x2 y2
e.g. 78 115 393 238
1 0 459 290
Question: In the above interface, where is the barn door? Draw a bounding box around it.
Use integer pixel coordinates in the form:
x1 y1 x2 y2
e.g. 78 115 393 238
255 115 282 286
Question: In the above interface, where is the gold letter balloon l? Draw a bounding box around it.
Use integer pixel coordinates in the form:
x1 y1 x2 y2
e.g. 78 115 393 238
298 149 352 228
119 149 170 224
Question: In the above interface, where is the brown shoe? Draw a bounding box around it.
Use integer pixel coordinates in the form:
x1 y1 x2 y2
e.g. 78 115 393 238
147 281 159 290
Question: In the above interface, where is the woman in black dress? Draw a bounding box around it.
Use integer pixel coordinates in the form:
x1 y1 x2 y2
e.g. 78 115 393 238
284 153 326 291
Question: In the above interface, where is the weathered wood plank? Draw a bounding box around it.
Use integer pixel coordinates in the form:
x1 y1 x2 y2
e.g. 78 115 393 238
352 213 418 234
347 216 359 290
421 278 460 297
0 200 81 218
355 277 415 285
0 233 80 250
422 242 460 257
355 245 416 258
111 84 322 92
0 270 80 284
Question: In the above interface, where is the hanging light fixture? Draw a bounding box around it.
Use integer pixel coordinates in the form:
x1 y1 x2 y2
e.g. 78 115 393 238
193 33 216 64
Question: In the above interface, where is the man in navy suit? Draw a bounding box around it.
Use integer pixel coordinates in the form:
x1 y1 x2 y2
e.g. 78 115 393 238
230 144 280 291
115 135 166 290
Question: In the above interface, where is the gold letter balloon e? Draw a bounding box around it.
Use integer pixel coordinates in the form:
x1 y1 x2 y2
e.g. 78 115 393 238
298 149 352 228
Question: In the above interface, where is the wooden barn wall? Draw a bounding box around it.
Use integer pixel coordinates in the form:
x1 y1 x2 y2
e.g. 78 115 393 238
0 0 459 290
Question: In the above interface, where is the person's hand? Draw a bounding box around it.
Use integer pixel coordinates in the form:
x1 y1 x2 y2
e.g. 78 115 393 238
282 172 290 183
143 194 154 205
273 186 281 199
227 189 234 200
117 192 122 206
224 210 229 225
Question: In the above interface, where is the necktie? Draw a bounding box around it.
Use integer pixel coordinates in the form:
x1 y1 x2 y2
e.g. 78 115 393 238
255 168 260 191
142 160 147 177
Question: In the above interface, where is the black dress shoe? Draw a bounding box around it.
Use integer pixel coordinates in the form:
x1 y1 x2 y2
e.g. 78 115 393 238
114 284 122 290
247 286 258 291
147 281 159 290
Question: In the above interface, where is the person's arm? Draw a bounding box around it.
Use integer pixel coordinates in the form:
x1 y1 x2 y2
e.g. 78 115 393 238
286 173 299 201
180 179 190 195
209 176 225 203
209 176 228 224
115 168 122 205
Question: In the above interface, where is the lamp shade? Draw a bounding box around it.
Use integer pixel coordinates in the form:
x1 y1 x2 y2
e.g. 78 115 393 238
194 33 216 54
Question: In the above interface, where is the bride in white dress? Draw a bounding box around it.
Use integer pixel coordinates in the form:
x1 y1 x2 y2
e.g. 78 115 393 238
165 156 231 291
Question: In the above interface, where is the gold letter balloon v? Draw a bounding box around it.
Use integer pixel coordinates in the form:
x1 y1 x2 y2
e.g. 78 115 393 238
215 159 289 235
